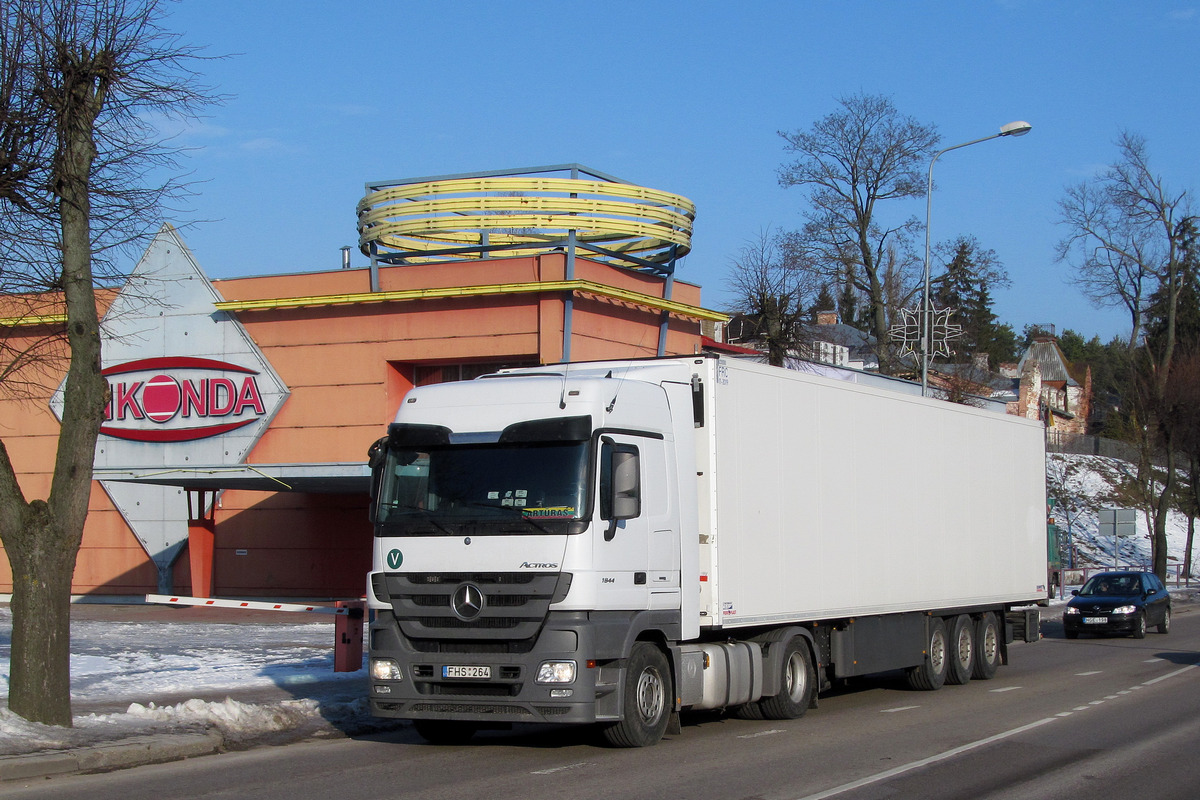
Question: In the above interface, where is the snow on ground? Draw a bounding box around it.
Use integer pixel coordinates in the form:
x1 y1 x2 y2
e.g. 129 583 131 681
0 607 379 756
1048 453 1198 576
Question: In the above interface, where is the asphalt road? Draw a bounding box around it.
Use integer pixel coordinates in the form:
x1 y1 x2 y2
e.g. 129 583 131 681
5 612 1199 800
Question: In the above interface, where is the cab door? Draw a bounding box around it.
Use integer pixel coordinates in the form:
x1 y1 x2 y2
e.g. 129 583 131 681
591 434 654 609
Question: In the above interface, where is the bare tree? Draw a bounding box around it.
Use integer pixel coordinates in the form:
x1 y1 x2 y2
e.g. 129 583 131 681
777 93 939 372
1058 133 1193 580
0 0 211 726
725 229 817 366
1057 133 1187 351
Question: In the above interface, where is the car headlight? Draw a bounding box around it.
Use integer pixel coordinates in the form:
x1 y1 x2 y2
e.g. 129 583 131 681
536 661 577 684
1064 607 1080 615
1112 605 1137 615
370 658 403 681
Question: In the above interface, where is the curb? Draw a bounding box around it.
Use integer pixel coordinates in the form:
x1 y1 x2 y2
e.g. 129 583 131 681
0 730 223 782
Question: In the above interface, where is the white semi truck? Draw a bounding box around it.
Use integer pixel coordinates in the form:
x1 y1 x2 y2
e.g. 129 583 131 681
365 355 1046 746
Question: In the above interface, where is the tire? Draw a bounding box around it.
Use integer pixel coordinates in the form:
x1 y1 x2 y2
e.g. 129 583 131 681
1132 612 1147 640
602 642 672 748
413 719 477 745
946 615 975 686
1157 607 1171 634
758 638 816 720
906 617 948 691
972 612 1000 680
731 702 766 720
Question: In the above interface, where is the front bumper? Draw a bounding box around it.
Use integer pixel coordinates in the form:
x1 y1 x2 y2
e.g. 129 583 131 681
368 610 612 725
1063 612 1140 635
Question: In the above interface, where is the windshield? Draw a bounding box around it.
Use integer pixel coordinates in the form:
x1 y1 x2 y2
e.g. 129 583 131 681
375 441 590 535
1079 574 1141 596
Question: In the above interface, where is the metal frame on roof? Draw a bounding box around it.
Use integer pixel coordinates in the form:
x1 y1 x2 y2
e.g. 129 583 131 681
357 165 698 359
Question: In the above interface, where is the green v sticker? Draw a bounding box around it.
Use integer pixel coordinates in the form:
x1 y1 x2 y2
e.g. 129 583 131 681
387 549 403 569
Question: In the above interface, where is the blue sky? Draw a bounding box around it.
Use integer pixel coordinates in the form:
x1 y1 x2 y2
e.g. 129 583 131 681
157 1 1200 343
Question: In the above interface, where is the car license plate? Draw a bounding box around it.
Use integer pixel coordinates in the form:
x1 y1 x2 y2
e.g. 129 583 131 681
443 665 490 679
1083 617 1108 625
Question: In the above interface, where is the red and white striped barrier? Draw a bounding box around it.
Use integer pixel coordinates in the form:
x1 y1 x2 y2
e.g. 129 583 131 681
145 594 350 615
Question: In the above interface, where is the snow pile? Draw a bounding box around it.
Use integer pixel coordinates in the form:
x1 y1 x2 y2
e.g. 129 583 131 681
0 607 381 755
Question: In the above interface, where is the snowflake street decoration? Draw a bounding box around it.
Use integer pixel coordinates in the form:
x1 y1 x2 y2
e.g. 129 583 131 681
890 305 963 362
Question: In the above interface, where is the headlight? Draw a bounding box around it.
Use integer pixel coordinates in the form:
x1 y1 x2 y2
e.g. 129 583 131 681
1064 607 1080 615
370 658 403 681
1112 605 1137 615
536 661 577 684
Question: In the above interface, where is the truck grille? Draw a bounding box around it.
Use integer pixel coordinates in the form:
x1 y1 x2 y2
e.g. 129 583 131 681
375 572 567 641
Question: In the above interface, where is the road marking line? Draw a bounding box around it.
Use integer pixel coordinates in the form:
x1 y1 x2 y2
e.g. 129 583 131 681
881 706 920 713
790 717 1059 800
738 729 786 739
1072 706 1091 711
531 762 592 775
1143 663 1198 686
1144 658 1163 663
1075 670 1101 676
989 687 1021 693
790 657 1200 800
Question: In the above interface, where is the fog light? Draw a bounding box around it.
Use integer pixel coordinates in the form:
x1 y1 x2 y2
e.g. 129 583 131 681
550 688 573 698
370 658 403 681
536 661 577 684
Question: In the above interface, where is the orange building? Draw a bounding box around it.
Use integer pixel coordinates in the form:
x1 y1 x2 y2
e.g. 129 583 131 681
0 166 721 598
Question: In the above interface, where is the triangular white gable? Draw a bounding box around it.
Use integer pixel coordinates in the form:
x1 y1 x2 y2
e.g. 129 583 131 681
51 225 290 590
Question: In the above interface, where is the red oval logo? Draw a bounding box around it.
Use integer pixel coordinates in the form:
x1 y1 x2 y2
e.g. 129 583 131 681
100 357 267 442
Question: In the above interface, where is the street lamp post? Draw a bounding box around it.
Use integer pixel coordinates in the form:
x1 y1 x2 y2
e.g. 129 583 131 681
920 120 1032 397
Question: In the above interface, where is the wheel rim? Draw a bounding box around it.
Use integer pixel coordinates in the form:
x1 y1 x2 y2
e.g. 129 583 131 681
930 631 946 673
982 622 998 665
635 667 665 723
785 651 809 702
956 626 973 666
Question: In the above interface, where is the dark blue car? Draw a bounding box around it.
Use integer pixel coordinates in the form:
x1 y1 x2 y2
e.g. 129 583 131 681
1063 570 1171 639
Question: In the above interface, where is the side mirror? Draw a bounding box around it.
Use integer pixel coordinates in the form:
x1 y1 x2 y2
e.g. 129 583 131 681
600 440 640 541
1071 589 1079 596
367 436 388 523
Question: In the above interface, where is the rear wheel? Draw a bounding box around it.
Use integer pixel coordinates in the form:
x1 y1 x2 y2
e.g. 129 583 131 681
758 638 815 720
1157 607 1171 634
603 642 672 748
413 720 478 745
972 612 1000 679
906 617 948 691
946 615 975 685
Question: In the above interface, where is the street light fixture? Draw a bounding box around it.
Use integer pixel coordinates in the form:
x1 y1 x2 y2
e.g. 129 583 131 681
920 120 1032 397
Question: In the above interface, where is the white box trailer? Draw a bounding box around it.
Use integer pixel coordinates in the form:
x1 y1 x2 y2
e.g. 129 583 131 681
365 355 1046 747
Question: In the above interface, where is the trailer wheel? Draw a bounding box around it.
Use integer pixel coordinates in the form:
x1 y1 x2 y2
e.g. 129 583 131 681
906 617 948 691
413 719 477 745
972 612 1000 680
946 615 975 685
759 638 815 720
602 642 672 747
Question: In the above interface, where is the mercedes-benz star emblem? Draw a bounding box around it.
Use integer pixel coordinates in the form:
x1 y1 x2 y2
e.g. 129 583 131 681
451 583 485 620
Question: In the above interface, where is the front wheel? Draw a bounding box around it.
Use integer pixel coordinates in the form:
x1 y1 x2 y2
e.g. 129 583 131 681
603 642 672 748
1157 607 1171 634
758 638 816 720
906 617 948 691
1132 612 1147 639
